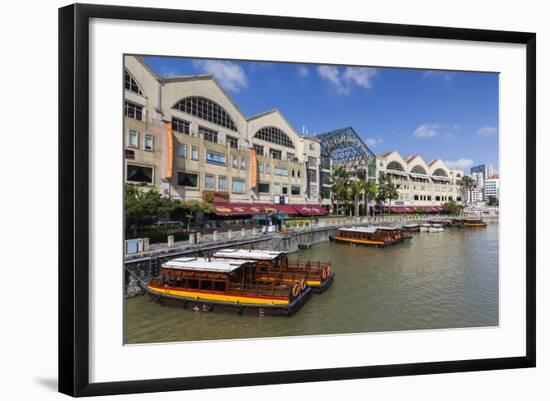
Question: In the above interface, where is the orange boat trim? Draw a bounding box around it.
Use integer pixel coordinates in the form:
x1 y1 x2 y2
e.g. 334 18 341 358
334 236 385 245
147 284 290 305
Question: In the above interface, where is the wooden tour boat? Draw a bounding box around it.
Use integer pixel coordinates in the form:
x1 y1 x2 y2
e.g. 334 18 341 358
144 256 311 316
332 226 412 247
213 249 334 293
450 218 487 228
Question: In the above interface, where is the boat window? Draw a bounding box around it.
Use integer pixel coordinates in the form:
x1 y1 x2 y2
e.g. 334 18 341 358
213 281 226 292
187 279 199 289
200 280 214 290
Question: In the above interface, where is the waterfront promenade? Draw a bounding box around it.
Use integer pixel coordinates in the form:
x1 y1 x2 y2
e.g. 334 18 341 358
125 213 499 264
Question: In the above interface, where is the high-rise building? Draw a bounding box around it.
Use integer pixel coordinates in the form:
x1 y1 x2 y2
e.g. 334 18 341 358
470 164 494 200
484 174 500 200
462 187 483 205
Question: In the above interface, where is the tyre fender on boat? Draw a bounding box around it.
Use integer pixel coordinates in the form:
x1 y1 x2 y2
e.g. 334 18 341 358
292 284 300 298
300 279 307 291
321 268 328 280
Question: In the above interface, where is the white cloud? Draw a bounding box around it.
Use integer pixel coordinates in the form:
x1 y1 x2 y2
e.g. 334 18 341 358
477 126 498 136
422 70 456 81
413 123 459 139
444 158 474 172
343 67 376 89
192 60 248 92
413 123 444 138
317 65 376 94
365 137 383 148
297 65 309 78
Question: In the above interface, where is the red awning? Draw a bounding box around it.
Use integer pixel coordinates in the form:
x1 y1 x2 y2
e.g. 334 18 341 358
406 206 417 213
211 203 302 217
211 204 254 216
271 204 299 215
292 204 329 216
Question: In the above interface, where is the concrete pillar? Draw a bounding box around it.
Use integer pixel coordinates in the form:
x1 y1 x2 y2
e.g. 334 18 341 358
137 239 144 253
196 232 202 243
212 231 218 241
167 235 174 248
188 233 195 245
143 238 150 252
241 228 246 238
227 230 232 240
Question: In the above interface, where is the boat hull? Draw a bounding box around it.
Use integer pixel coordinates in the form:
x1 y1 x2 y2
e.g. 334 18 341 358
144 284 312 316
332 235 412 248
312 271 335 293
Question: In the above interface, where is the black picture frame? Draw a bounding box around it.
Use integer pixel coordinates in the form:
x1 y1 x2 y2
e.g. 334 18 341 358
59 3 536 397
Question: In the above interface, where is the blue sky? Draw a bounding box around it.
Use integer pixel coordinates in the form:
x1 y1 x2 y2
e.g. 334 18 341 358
142 56 499 173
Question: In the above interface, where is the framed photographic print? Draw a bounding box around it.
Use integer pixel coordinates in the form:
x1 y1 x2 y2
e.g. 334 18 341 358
58 3 536 397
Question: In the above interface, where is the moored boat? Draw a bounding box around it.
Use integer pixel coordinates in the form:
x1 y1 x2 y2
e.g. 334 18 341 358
450 218 487 228
463 218 487 227
428 224 444 233
213 249 334 293
420 223 431 232
401 223 420 232
332 226 412 247
145 256 311 316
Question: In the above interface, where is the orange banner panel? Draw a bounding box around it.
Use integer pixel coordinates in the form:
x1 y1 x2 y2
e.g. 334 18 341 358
250 148 257 188
164 121 174 180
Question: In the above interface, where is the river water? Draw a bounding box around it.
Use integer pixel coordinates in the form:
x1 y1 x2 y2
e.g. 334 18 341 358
124 224 499 344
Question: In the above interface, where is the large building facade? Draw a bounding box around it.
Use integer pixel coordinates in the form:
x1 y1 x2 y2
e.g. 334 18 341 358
124 56 324 213
124 55 467 216
376 151 463 208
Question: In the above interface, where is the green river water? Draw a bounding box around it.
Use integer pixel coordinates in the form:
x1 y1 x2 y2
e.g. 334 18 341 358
124 224 498 344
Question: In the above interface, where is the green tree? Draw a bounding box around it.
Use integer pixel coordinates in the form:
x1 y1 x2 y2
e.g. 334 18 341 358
125 184 180 233
179 199 213 231
330 165 351 215
486 195 499 207
459 176 476 205
350 180 363 217
376 172 399 213
441 199 464 215
362 179 378 217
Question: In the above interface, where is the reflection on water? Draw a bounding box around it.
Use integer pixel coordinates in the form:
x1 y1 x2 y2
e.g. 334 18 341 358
124 224 498 344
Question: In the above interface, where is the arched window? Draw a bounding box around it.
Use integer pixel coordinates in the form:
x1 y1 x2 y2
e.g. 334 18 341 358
387 161 405 172
172 97 237 131
124 70 143 95
254 126 295 148
411 165 427 175
432 168 448 177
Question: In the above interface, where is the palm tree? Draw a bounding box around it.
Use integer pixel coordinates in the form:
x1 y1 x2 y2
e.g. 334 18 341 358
350 180 363 217
459 176 476 205
362 179 378 217
330 165 351 215
376 172 399 214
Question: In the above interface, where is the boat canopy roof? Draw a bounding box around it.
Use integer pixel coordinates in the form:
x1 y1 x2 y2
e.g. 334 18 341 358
213 248 284 261
340 226 400 233
161 257 250 273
